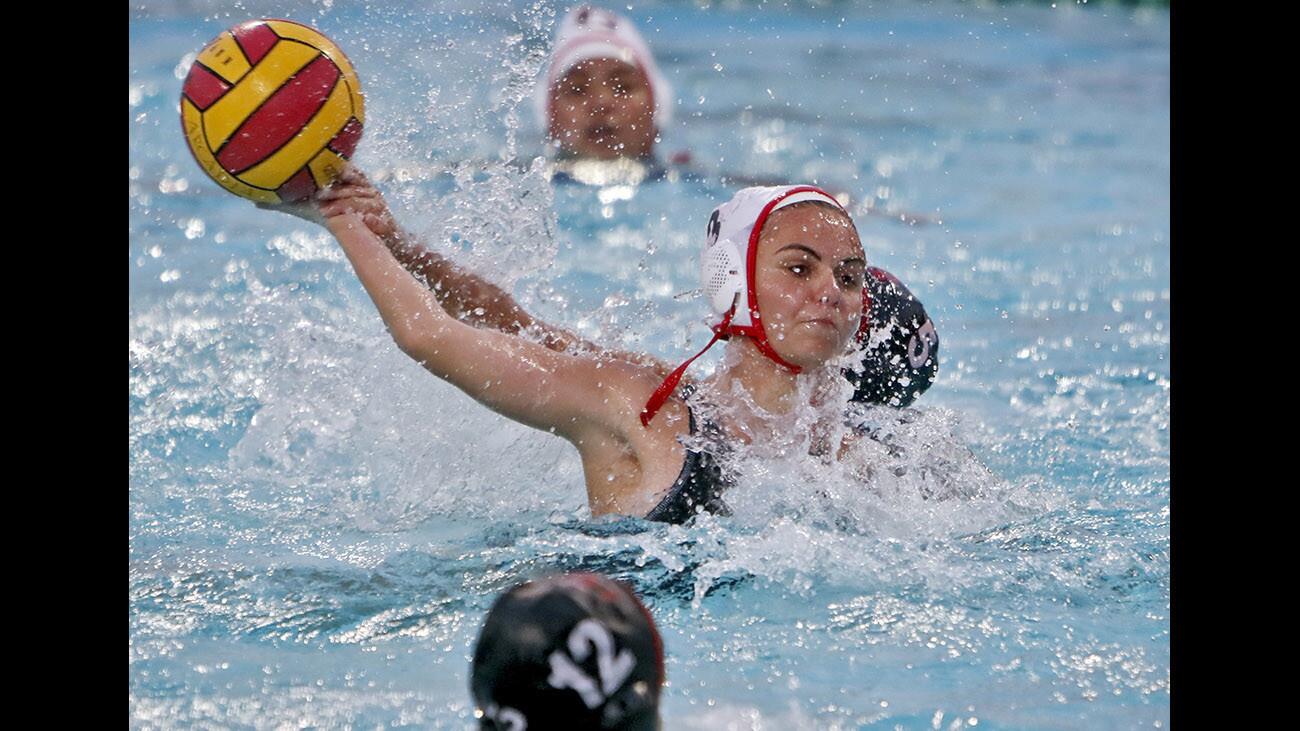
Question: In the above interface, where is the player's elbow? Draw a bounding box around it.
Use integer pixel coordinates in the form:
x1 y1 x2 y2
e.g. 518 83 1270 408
389 323 434 362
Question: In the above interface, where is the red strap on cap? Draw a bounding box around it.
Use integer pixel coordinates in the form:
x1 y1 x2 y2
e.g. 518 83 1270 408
726 320 803 373
640 311 731 427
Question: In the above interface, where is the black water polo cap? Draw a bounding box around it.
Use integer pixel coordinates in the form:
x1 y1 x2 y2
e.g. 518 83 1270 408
470 573 664 730
847 266 940 407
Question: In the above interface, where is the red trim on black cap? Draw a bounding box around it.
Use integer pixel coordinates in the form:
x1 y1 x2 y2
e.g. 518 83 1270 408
610 580 664 688
855 279 873 343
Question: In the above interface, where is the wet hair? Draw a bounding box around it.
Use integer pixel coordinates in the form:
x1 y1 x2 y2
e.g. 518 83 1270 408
470 573 664 730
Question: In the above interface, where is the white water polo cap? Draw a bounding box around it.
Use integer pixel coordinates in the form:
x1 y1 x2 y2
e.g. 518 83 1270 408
533 6 674 129
641 185 859 427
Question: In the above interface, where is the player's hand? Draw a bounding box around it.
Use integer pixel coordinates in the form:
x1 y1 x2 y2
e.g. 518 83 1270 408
316 165 399 240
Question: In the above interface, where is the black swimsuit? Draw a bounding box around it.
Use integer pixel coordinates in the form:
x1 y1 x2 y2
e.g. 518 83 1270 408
644 389 732 524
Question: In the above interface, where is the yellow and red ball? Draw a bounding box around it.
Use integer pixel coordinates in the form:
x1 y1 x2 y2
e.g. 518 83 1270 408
180 19 364 203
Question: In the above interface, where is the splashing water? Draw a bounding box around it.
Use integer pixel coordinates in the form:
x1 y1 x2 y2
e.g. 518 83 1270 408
131 1 1168 728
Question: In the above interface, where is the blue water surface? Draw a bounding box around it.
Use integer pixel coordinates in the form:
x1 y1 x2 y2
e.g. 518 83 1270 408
130 1 1169 728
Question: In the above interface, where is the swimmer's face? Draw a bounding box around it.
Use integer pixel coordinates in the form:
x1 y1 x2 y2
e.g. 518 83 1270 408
547 57 656 161
753 202 865 369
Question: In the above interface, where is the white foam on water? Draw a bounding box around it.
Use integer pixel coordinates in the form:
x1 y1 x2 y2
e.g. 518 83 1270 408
131 2 1168 726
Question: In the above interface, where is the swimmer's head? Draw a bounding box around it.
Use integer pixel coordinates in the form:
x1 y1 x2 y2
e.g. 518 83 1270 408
534 6 673 161
748 197 867 370
642 185 866 425
470 572 664 730
846 267 940 407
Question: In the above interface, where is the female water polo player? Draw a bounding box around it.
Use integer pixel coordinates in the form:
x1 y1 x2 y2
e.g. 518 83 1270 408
309 180 901 521
307 166 938 411
537 6 668 165
531 5 932 225
471 573 664 730
534 6 827 184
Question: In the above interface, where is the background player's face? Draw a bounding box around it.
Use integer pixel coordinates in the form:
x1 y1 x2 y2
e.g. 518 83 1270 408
547 57 656 161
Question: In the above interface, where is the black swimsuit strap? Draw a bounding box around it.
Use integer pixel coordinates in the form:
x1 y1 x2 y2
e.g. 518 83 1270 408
643 384 731 524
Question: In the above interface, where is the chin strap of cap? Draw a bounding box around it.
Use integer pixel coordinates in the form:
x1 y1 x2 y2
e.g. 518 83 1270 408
640 311 732 427
723 319 804 374
642 185 859 427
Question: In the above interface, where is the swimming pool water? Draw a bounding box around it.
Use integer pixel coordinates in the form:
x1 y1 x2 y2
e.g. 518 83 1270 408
130 1 1169 727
